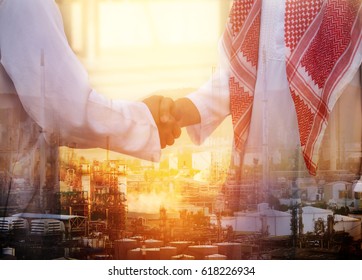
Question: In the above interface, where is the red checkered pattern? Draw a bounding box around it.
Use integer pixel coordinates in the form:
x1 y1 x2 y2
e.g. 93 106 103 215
286 0 361 175
241 16 260 68
285 0 323 51
300 0 360 89
229 0 255 37
225 0 361 175
224 0 261 154
291 90 315 147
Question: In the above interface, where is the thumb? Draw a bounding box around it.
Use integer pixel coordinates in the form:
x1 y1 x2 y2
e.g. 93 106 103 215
159 97 175 123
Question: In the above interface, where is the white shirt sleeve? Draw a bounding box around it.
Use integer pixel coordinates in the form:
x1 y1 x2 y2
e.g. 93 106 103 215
0 0 161 161
185 40 231 145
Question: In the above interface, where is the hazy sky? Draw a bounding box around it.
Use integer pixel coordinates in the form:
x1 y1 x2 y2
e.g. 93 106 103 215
64 0 227 101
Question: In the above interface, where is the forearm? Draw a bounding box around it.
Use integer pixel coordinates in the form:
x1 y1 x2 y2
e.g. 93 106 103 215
0 0 161 161
82 91 161 161
182 68 231 145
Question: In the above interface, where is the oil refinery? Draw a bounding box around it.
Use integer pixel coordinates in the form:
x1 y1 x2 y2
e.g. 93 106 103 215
1 144 362 260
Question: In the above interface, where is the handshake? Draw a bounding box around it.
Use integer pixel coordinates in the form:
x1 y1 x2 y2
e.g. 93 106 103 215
143 95 200 149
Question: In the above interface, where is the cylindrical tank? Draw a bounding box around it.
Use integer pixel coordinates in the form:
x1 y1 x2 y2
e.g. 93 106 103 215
129 236 143 246
187 245 218 260
171 254 195 260
205 254 227 260
114 239 138 259
143 239 163 248
215 242 242 260
127 248 143 260
143 248 160 260
169 241 193 255
159 246 177 260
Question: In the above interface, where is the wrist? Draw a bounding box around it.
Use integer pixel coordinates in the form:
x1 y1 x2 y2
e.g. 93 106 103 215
175 98 200 127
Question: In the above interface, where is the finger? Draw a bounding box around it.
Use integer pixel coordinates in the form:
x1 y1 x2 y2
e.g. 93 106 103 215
166 133 175 146
160 136 166 149
158 129 167 149
159 97 175 123
159 122 175 148
172 124 181 139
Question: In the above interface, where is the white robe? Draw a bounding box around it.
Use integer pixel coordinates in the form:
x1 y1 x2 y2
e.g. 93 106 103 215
186 0 361 177
0 0 161 162
0 0 160 213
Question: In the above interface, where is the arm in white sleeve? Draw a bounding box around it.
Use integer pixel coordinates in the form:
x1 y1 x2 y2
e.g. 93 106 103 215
0 0 160 161
185 41 231 145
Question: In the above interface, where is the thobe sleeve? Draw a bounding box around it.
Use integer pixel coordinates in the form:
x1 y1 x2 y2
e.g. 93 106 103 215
185 41 231 145
0 0 161 161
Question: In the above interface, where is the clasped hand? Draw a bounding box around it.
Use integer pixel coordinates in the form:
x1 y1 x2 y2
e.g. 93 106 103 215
143 95 181 149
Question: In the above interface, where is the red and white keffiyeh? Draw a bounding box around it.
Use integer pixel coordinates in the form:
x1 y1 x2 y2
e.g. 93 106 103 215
224 0 362 175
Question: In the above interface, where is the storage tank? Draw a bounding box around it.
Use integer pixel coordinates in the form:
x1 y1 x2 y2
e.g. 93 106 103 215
169 241 193 254
143 248 160 260
187 245 218 260
171 254 195 260
205 254 227 260
127 248 143 260
129 235 143 246
160 246 177 260
215 242 242 260
114 239 138 259
143 239 163 248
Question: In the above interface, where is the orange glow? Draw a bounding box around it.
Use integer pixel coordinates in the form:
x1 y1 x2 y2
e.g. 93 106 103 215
127 191 181 214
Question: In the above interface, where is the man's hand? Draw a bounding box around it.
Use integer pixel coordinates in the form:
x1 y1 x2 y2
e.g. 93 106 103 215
143 95 181 149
